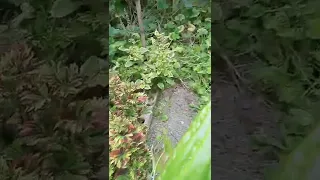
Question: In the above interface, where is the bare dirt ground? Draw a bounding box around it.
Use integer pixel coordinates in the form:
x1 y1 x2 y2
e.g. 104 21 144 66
212 76 280 180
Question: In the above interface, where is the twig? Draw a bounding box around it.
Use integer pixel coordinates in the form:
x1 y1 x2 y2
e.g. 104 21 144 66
220 53 244 92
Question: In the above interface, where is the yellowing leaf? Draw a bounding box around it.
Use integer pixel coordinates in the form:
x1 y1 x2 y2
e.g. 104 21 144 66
178 25 185 33
174 14 185 22
187 23 196 32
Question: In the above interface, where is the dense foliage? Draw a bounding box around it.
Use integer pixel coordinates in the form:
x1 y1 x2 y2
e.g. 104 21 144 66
109 0 211 179
0 0 108 179
1 0 211 179
213 0 320 177
109 73 151 179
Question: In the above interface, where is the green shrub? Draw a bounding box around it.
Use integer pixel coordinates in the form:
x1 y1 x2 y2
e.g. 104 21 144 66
112 30 180 90
109 73 151 179
0 44 108 179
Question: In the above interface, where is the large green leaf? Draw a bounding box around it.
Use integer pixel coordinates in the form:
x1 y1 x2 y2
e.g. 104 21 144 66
56 173 88 180
157 0 169 9
50 0 82 18
212 2 222 21
307 18 320 39
268 123 320 180
158 102 211 180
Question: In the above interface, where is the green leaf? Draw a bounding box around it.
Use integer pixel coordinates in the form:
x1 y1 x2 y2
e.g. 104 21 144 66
165 22 175 29
157 0 169 9
182 0 193 8
80 56 101 77
278 83 304 103
116 175 130 180
50 0 81 18
39 84 49 97
0 157 9 172
277 28 304 40
197 28 208 36
174 14 185 22
190 9 200 18
56 173 88 180
177 25 185 33
289 108 314 126
148 23 157 30
88 73 108 87
0 25 8 33
306 18 320 39
166 78 175 86
161 114 168 121
212 2 222 21
157 83 165 89
125 61 134 67
263 12 290 31
269 123 320 180
64 22 90 38
34 99 46 110
158 102 211 180
10 3 35 28
244 4 266 18
169 32 180 40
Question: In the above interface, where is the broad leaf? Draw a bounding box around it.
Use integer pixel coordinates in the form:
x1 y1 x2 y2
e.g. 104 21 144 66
157 82 165 89
268 123 320 180
157 0 169 9
56 173 88 180
289 108 314 126
80 56 101 77
212 2 222 21
307 18 320 39
50 0 82 18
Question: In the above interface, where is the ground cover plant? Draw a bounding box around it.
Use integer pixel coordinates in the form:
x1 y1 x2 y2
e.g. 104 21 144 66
213 0 320 178
109 0 211 179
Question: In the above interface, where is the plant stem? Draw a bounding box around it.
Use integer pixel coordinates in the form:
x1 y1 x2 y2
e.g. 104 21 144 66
135 0 146 47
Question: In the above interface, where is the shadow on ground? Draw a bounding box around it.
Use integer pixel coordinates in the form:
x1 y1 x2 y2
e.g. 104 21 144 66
212 80 280 180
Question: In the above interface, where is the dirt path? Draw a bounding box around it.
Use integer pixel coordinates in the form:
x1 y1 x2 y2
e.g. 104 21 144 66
212 80 280 180
146 84 198 151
